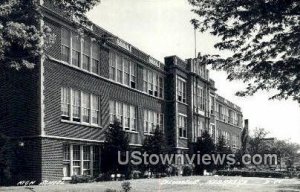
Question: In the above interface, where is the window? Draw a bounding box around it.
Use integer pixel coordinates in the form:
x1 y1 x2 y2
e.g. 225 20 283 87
109 101 136 131
192 60 206 78
149 111 154 132
93 146 100 176
116 55 123 83
61 29 101 75
178 115 187 138
159 77 164 98
63 145 70 161
124 58 130 86
61 87 70 120
61 87 101 126
109 52 136 88
61 28 70 63
109 52 116 80
130 63 136 88
109 100 116 123
123 104 130 130
144 109 163 134
153 73 158 97
63 145 70 178
177 77 186 103
83 146 91 175
143 68 164 98
193 117 203 141
91 95 100 125
210 96 215 114
82 37 91 71
159 114 164 130
91 42 100 75
73 145 81 175
72 89 81 122
130 106 136 131
82 93 90 123
193 83 205 113
197 118 204 137
72 33 81 67
143 69 148 93
63 144 100 177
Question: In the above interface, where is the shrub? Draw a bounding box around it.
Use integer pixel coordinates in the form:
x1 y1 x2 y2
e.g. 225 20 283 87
70 175 93 184
182 165 193 176
104 189 117 192
121 181 131 192
131 170 141 179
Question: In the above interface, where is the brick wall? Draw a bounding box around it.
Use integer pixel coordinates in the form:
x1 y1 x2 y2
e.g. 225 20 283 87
0 66 40 137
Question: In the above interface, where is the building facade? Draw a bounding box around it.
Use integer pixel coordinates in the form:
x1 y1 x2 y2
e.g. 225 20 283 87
0 1 243 182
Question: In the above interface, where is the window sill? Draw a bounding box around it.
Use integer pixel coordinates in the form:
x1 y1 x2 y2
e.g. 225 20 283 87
125 130 138 134
144 132 154 136
177 101 188 106
61 119 102 129
62 177 71 181
179 137 188 140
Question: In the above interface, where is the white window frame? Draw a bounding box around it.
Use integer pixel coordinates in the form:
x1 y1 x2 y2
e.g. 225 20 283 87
61 87 101 127
109 100 137 131
143 109 164 134
178 114 187 138
61 28 71 63
63 144 100 178
60 28 101 75
177 77 186 103
143 68 164 98
61 87 71 119
109 51 137 89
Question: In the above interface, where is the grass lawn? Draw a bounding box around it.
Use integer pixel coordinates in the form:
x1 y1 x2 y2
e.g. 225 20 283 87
1 176 300 192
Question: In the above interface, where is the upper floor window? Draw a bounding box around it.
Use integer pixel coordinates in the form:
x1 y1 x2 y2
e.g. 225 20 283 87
82 37 91 71
193 117 204 141
60 28 101 75
177 77 186 103
61 28 71 63
72 33 81 67
193 83 205 113
143 68 164 98
109 100 136 131
178 114 187 138
209 95 215 114
82 92 90 123
92 42 100 75
192 61 207 79
109 52 136 89
72 89 81 122
61 87 101 126
143 109 164 134
61 87 70 120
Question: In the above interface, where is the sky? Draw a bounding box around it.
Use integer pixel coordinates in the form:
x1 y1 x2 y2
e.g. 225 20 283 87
87 0 300 144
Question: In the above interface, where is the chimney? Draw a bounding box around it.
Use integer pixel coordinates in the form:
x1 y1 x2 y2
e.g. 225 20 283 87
244 119 249 129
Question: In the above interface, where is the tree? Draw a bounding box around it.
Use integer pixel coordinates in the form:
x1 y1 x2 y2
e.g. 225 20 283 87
216 135 227 153
194 130 215 174
0 0 100 70
248 128 270 155
215 135 233 169
189 0 300 102
142 126 169 176
271 139 300 169
102 121 130 176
